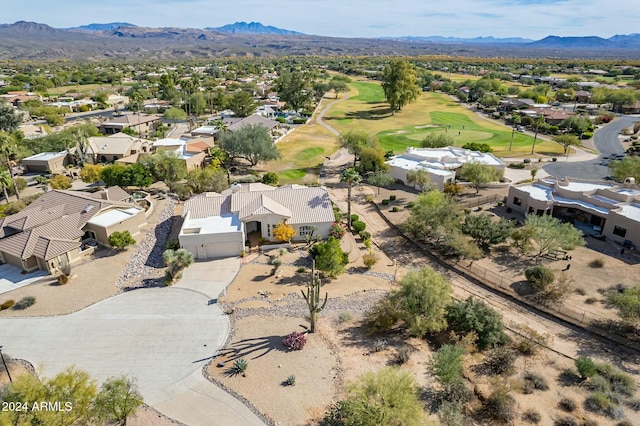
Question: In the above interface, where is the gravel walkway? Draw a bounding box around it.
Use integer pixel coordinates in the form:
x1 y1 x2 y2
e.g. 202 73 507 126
117 197 176 288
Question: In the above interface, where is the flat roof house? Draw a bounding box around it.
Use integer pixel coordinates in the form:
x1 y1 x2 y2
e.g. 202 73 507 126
151 138 206 171
21 151 69 174
386 146 505 190
180 183 334 259
506 178 640 249
0 188 146 274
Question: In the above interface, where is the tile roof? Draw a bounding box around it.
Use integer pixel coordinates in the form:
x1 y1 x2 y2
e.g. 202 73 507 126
185 184 333 225
88 135 145 156
227 114 279 132
102 113 162 126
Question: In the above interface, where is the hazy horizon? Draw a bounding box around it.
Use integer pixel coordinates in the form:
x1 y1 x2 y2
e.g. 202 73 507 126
3 0 638 39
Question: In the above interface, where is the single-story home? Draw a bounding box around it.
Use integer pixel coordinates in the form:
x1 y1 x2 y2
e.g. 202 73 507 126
152 138 206 171
0 188 146 274
386 146 505 190
85 134 151 164
506 178 640 249
21 151 69 174
179 183 334 259
98 113 162 136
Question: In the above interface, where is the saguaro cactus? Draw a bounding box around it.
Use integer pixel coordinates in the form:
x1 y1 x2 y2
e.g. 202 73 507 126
302 260 328 333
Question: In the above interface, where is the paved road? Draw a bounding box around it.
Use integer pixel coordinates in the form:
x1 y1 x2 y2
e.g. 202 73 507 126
543 115 637 180
0 259 266 426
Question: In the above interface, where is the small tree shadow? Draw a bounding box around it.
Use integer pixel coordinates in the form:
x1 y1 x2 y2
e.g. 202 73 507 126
217 335 285 362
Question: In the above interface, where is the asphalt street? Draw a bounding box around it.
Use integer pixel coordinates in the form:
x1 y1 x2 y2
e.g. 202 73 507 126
543 115 638 180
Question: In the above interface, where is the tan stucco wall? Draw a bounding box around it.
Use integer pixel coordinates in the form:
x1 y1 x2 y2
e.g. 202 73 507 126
84 208 146 246
604 211 640 248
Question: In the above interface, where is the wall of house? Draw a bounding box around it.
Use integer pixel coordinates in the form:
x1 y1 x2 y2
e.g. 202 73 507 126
179 230 245 258
22 157 68 174
603 211 640 249
292 222 332 242
388 166 454 191
183 153 206 171
1 252 24 270
84 209 146 246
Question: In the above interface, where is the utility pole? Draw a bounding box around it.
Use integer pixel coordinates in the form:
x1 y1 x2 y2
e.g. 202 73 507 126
0 345 12 383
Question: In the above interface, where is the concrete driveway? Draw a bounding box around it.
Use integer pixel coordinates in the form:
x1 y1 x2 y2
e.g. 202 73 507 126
0 264 47 295
0 258 265 426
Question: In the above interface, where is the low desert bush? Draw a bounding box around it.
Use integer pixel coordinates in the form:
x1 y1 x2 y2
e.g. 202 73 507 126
282 331 307 351
285 374 296 386
522 408 542 424
588 258 605 268
373 339 388 352
350 214 359 223
482 385 516 423
395 346 412 365
559 397 577 412
13 296 36 310
381 199 390 205
523 372 549 391
484 346 517 376
338 312 352 323
389 194 396 201
1 300 15 310
362 252 377 269
554 416 578 426
296 267 307 273
391 206 399 212
351 220 366 233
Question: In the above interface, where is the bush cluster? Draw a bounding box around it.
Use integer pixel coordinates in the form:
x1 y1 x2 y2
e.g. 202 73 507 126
282 331 307 351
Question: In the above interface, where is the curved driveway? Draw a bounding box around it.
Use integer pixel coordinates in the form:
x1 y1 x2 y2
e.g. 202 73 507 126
543 115 637 180
0 259 266 426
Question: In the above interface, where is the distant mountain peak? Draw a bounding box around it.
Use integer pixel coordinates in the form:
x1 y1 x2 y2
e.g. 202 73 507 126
206 21 304 35
529 35 615 49
67 22 137 31
380 35 533 44
9 21 58 32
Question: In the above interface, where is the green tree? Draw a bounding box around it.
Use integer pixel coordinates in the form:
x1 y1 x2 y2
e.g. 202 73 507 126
421 131 454 148
357 147 387 174
164 107 187 122
381 59 421 114
461 214 514 249
0 102 21 132
558 115 592 136
310 237 348 278
340 167 362 228
329 79 348 99
108 230 136 250
605 88 639 112
458 162 503 194
339 130 377 168
163 248 195 282
610 156 640 182
405 190 460 242
0 132 20 199
218 124 280 166
553 134 582 154
406 169 432 191
79 164 104 184
522 214 585 259
607 286 640 324
261 171 279 186
274 71 312 111
447 297 509 349
391 267 452 336
367 170 394 194
142 151 187 187
186 165 229 194
94 376 144 426
49 174 72 189
0 168 12 203
428 344 465 386
226 91 258 117
574 356 597 380
101 163 152 189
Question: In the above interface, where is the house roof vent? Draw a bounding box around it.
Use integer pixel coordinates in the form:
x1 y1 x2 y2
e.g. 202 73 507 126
81 205 95 214
624 177 636 184
230 183 242 193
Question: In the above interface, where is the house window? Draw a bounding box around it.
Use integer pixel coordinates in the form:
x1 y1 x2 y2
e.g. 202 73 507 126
513 197 522 206
299 226 314 237
613 226 627 237
267 224 271 237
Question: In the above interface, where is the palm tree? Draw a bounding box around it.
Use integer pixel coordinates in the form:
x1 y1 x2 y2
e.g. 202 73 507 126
0 132 20 200
509 114 521 151
531 115 546 155
406 169 431 191
340 167 362 228
0 168 11 203
130 92 144 138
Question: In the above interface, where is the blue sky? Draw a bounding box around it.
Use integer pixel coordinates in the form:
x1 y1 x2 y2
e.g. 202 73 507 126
4 0 637 39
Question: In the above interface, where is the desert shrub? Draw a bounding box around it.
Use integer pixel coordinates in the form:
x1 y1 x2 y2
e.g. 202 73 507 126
585 297 598 304
482 385 516 423
588 258 605 268
525 265 555 289
437 401 466 426
271 257 282 269
394 347 412 365
13 296 36 310
484 346 517 375
582 419 599 426
508 163 526 169
261 171 279 186
615 421 633 426
352 220 366 233
324 367 424 426
285 374 296 386
595 362 635 396
585 391 616 414
582 132 593 139
381 199 390 205
446 297 509 350
429 344 465 387
626 399 640 411
554 416 578 426
366 297 402 332
373 339 388 352
57 274 69 285
362 252 377 269
406 201 415 208
359 230 371 241
338 312 352 323
363 238 371 249
329 222 347 239
232 358 248 376
1 300 15 310
364 194 373 202
296 267 307 273
282 331 307 351
350 214 359 223
522 408 542 424
391 206 399 212
389 195 396 201
108 230 136 250
523 371 549 391
575 287 587 295
559 397 577 412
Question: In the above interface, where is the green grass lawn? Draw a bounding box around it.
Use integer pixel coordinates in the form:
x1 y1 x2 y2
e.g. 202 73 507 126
327 82 563 157
279 169 307 181
295 147 324 161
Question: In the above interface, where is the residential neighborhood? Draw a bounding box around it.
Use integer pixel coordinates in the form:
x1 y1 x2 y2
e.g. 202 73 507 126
1 52 640 426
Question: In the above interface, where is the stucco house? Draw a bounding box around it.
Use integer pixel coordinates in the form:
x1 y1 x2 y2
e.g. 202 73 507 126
21 151 70 174
151 138 206 171
0 188 146 274
386 146 505 190
179 183 334 259
506 178 640 249
98 113 162 136
85 134 151 164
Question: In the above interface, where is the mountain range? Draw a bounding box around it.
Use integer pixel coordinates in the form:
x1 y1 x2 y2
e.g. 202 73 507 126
0 21 639 60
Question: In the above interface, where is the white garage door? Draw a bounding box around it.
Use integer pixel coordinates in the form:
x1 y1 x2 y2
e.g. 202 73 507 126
201 242 242 259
